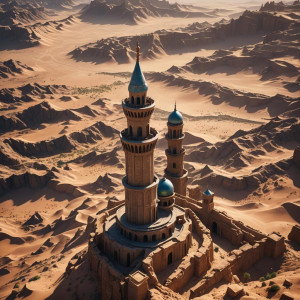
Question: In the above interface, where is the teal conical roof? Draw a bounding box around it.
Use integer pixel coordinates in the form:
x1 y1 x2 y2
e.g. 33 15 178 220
204 189 213 196
128 61 148 94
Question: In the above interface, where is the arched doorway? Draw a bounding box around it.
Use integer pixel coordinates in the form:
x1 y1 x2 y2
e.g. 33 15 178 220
137 127 142 137
212 222 218 234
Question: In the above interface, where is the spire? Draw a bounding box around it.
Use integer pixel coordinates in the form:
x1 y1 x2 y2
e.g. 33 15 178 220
174 102 177 111
128 42 148 94
136 41 140 62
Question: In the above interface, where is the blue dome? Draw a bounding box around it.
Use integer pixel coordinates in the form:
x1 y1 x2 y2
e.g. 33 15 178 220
204 189 213 196
128 61 148 94
168 107 183 125
157 178 174 197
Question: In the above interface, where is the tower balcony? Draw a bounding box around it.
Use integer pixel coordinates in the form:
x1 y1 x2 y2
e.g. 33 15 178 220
120 128 158 154
121 127 158 142
165 148 186 156
122 97 155 109
165 133 185 140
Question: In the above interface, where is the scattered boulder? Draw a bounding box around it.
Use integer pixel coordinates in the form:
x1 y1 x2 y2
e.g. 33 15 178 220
288 225 300 244
23 212 43 227
292 146 300 167
226 284 246 298
279 292 294 300
0 267 10 276
283 279 293 288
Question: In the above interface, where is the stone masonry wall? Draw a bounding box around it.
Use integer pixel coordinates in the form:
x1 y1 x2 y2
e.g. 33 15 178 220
164 209 214 292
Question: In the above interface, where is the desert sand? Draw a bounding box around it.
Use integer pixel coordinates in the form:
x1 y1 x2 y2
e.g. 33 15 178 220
0 0 299 299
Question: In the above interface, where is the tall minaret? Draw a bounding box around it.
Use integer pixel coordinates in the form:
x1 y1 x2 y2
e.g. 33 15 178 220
120 43 159 225
164 104 188 196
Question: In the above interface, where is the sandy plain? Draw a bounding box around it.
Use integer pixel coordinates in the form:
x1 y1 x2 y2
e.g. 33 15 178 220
0 0 299 299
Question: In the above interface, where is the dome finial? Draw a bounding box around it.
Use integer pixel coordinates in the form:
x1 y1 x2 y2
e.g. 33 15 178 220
174 101 177 111
136 41 140 62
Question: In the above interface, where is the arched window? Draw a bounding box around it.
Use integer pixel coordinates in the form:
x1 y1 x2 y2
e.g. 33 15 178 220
146 124 149 135
142 95 145 105
173 162 176 169
169 228 172 236
152 235 156 242
137 97 140 105
129 125 132 136
127 253 130 267
128 232 132 240
137 127 142 137
131 96 134 103
173 130 176 138
162 233 166 239
143 235 148 242
134 235 138 241
173 147 176 154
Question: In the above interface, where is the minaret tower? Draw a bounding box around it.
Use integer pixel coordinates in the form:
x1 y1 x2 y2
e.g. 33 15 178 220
164 104 188 195
120 43 159 225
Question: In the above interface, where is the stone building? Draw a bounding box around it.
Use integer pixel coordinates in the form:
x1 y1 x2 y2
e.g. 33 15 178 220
88 45 286 300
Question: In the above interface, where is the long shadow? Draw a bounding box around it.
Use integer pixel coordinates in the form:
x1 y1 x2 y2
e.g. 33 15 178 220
0 186 73 206
46 256 100 300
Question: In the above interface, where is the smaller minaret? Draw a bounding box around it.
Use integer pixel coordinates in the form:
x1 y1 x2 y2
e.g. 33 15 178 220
164 104 188 196
202 188 214 214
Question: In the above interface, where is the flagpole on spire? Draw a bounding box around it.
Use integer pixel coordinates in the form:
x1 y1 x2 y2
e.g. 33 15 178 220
136 41 140 62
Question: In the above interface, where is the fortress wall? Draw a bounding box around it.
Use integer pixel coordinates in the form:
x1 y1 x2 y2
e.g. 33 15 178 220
165 255 195 292
190 240 267 298
150 232 192 274
230 240 266 273
174 195 203 217
164 209 214 291
176 193 266 246
88 239 127 300
232 219 266 241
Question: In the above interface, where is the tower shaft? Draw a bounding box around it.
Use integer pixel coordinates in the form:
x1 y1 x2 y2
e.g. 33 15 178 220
120 46 158 225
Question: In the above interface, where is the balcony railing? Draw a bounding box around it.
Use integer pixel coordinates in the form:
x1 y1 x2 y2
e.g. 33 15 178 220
122 97 155 109
121 128 158 141
165 148 185 156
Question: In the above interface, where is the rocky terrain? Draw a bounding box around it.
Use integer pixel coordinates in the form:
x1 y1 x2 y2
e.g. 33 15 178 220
0 2 47 26
70 2 299 63
0 59 34 79
80 0 218 25
0 0 299 299
0 0 77 49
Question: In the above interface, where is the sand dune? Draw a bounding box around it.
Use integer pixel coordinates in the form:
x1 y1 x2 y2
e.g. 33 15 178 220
70 3 298 63
0 59 34 79
0 0 299 299
80 0 217 25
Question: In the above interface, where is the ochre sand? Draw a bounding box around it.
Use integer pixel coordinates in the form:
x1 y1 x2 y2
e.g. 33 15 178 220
0 1 299 299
